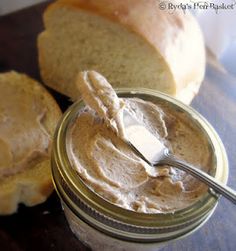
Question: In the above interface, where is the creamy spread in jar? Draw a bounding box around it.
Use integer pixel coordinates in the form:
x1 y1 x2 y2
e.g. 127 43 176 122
0 80 51 178
67 71 213 213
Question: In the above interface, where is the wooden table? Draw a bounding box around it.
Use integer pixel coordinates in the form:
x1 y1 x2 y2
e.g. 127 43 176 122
0 2 235 250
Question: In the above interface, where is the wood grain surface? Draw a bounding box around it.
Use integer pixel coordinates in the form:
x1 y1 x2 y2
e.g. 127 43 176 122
0 2 236 251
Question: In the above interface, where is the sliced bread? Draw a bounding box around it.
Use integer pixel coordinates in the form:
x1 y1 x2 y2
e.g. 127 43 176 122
38 0 205 104
0 71 61 215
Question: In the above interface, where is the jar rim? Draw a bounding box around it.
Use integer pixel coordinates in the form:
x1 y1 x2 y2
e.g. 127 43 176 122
52 88 228 232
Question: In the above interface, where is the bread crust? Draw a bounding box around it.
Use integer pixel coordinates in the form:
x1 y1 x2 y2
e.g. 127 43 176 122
0 71 61 215
43 0 205 99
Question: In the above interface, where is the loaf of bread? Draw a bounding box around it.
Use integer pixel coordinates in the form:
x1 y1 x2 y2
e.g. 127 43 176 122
0 71 61 215
38 0 206 104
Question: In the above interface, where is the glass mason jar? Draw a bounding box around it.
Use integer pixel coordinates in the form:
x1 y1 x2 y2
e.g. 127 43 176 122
51 89 228 251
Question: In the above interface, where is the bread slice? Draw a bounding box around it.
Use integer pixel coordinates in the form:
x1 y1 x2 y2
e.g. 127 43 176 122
38 0 205 104
0 71 61 215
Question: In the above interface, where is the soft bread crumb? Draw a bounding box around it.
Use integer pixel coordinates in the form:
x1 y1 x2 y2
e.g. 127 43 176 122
0 71 61 215
38 0 205 104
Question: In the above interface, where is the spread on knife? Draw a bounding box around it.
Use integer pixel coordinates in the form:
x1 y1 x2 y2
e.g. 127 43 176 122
67 71 212 213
